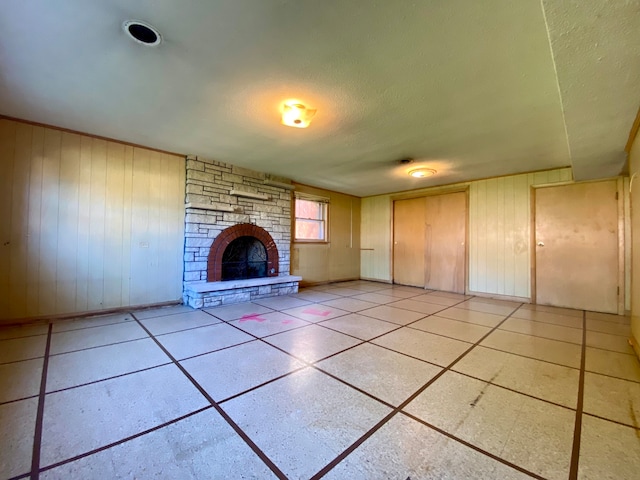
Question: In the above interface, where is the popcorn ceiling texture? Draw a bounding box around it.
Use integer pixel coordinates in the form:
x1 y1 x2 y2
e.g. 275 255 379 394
182 155 294 306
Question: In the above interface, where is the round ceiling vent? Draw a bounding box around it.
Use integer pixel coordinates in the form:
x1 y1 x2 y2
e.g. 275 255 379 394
123 20 162 46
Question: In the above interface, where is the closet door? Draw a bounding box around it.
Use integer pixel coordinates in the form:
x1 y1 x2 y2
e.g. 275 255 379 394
535 180 619 313
393 192 466 292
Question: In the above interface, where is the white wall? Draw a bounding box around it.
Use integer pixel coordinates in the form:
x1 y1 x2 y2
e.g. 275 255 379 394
0 119 186 320
629 130 640 355
361 168 573 298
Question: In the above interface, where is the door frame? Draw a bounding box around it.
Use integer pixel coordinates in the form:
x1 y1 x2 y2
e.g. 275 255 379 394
390 186 469 292
530 177 626 314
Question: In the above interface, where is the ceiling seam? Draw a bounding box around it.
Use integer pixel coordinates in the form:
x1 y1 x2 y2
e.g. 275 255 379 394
539 0 574 176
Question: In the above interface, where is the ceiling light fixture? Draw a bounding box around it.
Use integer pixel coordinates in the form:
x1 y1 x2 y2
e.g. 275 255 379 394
123 20 162 46
281 102 317 128
408 168 437 178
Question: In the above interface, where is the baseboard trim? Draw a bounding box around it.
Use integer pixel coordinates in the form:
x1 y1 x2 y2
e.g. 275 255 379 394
0 300 183 326
466 290 531 303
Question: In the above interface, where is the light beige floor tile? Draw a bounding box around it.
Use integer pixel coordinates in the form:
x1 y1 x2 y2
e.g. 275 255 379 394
578 415 640 480
436 307 506 327
585 347 640 382
319 314 398 340
134 304 194 320
457 299 518 316
481 329 582 368
317 343 441 406
40 364 209 467
323 287 367 297
203 302 273 321
390 285 430 294
585 311 630 324
229 311 310 337
47 338 170 392
222 368 392 479
338 282 388 292
265 324 361 363
411 316 492 343
453 346 580 407
40 408 278 480
411 294 461 307
0 335 47 363
53 313 132 333
182 341 304 401
293 290 342 303
519 304 583 317
583 372 640 427
511 308 584 328
281 304 349 323
470 297 522 308
0 323 48 340
156 322 254 360
321 297 379 313
586 318 631 336
358 305 426 325
372 328 470 367
372 288 423 299
404 372 574 480
429 291 473 300
252 295 311 310
140 309 221 335
324 413 532 480
586 330 635 354
499 317 583 345
387 299 444 315
0 397 37 479
351 292 399 304
0 357 43 403
49 321 148 355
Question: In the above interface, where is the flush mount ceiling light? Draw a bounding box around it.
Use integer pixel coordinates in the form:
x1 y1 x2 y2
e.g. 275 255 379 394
281 102 317 128
408 168 437 178
123 20 162 46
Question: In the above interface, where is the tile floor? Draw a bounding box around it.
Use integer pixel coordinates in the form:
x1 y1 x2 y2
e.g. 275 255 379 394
1 280 640 479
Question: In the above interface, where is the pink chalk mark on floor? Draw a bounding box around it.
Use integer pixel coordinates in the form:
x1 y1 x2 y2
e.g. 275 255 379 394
302 308 332 317
239 314 267 323
281 319 294 325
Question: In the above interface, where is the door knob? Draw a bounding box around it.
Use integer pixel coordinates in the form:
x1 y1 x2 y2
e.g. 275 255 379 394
537 241 545 247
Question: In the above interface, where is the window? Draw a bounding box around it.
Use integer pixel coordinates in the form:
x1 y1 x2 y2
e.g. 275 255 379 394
294 194 328 242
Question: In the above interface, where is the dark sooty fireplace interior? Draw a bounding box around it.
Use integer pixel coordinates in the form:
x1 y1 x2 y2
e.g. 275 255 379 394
221 236 268 280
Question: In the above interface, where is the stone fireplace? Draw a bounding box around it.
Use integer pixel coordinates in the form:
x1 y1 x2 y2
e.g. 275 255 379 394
181 155 300 308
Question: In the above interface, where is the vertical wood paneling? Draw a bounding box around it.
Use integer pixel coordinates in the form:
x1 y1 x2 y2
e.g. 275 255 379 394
39 128 61 315
0 119 185 320
55 132 81 313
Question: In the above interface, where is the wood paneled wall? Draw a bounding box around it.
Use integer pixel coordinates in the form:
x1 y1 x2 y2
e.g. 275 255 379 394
360 168 573 298
291 184 360 285
0 119 186 320
628 130 640 357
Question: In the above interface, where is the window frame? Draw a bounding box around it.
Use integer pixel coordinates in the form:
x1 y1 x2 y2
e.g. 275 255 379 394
293 193 329 243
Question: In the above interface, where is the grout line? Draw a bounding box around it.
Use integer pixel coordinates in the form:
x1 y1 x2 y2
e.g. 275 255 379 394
309 304 523 480
0 331 49 342
130 314 288 480
49 318 135 335
37 406 214 474
44 362 174 396
493 326 583 347
30 323 52 480
217 365 311 405
0 393 40 407
8 473 31 480
582 411 640 431
47 335 149 358
0 355 45 367
478 345 580 371
400 411 546 480
151 319 225 337
583 369 640 385
568 311 587 480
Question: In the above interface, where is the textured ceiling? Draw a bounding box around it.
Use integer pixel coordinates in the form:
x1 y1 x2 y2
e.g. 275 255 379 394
0 0 638 196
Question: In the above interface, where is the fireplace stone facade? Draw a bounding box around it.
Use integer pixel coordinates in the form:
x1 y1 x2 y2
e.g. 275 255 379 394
182 155 299 307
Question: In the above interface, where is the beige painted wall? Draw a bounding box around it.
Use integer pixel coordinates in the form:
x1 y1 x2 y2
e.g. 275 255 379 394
361 168 574 298
629 131 640 354
0 119 186 320
291 184 360 285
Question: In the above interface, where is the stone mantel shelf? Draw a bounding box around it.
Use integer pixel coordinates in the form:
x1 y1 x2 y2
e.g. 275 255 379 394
230 189 270 200
185 275 302 294
185 202 237 212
